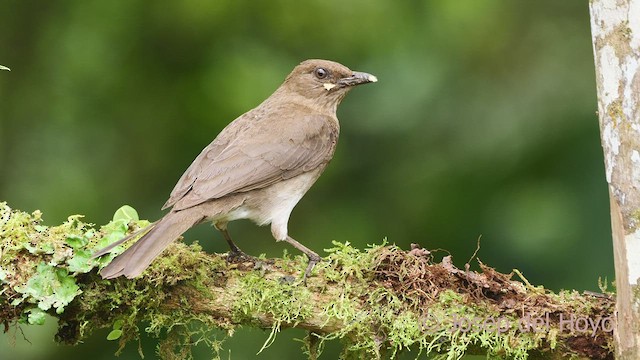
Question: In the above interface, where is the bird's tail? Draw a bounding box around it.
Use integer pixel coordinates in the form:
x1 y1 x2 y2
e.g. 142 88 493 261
96 209 203 279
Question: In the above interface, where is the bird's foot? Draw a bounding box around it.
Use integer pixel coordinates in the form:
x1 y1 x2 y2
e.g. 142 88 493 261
225 249 255 264
302 254 322 285
282 236 322 285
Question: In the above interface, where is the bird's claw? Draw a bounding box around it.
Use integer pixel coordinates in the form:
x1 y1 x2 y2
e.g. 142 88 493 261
302 255 322 285
226 249 254 264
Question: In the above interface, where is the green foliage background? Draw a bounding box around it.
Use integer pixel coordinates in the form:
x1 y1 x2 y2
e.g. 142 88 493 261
0 0 612 359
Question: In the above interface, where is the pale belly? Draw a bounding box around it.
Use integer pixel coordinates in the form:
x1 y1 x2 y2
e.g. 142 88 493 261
205 170 323 230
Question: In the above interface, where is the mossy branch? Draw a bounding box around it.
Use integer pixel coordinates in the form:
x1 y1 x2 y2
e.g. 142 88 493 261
0 202 614 359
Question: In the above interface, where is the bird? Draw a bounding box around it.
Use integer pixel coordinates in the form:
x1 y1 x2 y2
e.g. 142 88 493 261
93 59 377 281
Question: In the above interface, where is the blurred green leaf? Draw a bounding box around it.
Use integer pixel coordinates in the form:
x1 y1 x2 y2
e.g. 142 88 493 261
26 308 46 325
10 298 23 306
107 329 123 341
22 240 55 255
15 262 81 313
95 230 126 251
67 249 94 273
65 235 88 249
112 205 139 222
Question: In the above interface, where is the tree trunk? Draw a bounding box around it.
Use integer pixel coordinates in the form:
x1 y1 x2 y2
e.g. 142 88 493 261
589 1 640 358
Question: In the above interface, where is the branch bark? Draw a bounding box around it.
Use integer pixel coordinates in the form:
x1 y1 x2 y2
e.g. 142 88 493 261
589 1 640 358
0 203 614 359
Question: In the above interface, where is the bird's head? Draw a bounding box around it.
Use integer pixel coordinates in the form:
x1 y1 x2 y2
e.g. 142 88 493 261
282 59 377 112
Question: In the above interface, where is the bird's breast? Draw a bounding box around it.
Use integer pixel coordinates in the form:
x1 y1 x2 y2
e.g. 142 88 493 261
207 169 325 227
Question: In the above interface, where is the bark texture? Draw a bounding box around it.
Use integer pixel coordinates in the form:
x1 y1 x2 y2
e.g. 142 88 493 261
589 1 640 358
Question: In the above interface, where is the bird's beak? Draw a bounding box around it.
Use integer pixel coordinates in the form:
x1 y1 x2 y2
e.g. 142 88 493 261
337 71 378 87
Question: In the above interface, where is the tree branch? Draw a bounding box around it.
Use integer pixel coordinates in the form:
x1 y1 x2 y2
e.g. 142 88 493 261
0 203 614 359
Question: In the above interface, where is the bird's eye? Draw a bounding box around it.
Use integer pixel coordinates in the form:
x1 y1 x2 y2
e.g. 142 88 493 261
314 67 328 79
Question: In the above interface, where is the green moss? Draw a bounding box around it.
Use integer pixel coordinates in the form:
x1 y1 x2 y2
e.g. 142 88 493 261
0 202 180 355
308 242 567 360
62 237 231 358
319 240 386 283
233 270 314 353
319 285 544 359
14 262 81 314
0 202 101 325
606 100 623 125
1 203 613 359
631 209 640 228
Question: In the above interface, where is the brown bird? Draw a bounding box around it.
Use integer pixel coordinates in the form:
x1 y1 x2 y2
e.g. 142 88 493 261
93 59 377 280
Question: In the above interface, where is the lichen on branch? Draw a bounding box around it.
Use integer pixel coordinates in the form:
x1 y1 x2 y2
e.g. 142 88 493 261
0 202 614 359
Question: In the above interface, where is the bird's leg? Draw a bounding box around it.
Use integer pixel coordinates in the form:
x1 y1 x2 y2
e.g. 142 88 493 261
215 223 250 262
221 228 242 254
284 236 321 283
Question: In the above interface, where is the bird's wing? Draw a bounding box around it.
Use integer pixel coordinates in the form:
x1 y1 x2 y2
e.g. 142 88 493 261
163 108 264 209
167 113 339 211
162 127 234 209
